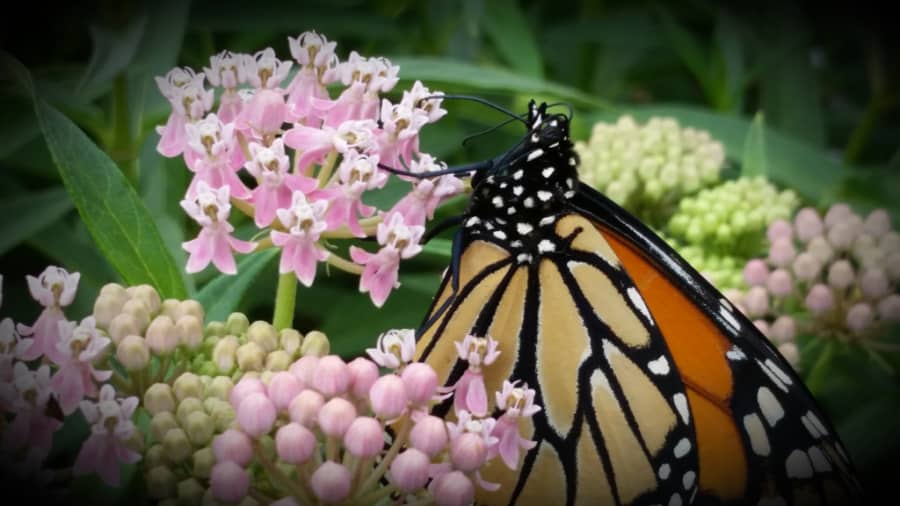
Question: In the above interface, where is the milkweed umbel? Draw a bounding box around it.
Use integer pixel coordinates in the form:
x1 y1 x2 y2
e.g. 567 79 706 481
408 100 863 505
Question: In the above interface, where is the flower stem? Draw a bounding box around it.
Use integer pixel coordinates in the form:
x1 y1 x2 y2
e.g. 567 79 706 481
231 197 256 220
354 421 411 498
325 253 364 275
253 442 314 505
355 483 398 505
272 272 298 331
317 151 339 188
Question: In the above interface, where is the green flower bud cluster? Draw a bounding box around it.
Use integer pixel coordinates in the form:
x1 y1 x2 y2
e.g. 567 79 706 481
575 115 725 225
143 374 235 503
667 176 800 255
189 312 330 382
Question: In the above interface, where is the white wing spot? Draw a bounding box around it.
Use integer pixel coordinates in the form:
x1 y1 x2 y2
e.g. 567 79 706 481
720 305 742 332
785 449 814 479
757 386 784 426
566 178 574 188
668 493 683 506
627 287 654 324
499 182 508 189
648 356 670 375
549 142 560 148
492 196 504 208
530 133 539 143
757 359 789 392
568 157 576 166
539 216 556 226
523 197 535 208
538 240 556 253
719 297 733 311
673 438 691 458
465 217 481 228
765 359 793 386
507 207 516 215
806 411 828 437
493 230 507 240
658 463 671 480
537 190 553 202
743 413 770 456
513 186 524 196
682 471 696 490
726 345 746 361
808 446 831 473
564 190 575 198
527 149 544 162
673 393 690 424
516 223 533 235
513 170 524 180
542 167 555 178
516 253 532 264
510 240 523 248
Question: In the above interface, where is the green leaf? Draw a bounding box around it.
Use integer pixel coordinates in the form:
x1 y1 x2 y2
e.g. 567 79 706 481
389 57 612 110
0 187 73 255
741 111 768 178
34 98 186 299
711 11 745 111
482 0 544 78
654 6 712 99
79 13 148 94
196 250 278 323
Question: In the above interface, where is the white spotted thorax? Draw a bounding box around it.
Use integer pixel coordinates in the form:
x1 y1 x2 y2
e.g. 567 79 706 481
465 102 578 264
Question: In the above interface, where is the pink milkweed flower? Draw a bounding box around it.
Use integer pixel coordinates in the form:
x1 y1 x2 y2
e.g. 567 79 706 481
203 50 247 123
318 52 399 125
239 47 293 90
181 182 257 275
401 81 447 124
271 191 330 286
0 363 62 466
51 317 113 414
490 381 540 469
286 31 339 122
376 98 430 167
0 318 28 385
155 67 214 157
245 140 318 227
316 152 387 237
183 113 249 199
390 155 464 227
235 88 287 144
366 328 417 369
283 119 380 172
445 410 500 491
73 384 141 486
17 266 80 362
350 212 424 307
452 335 501 417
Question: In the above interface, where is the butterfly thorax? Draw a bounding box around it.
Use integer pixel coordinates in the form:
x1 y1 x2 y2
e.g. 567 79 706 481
464 103 579 264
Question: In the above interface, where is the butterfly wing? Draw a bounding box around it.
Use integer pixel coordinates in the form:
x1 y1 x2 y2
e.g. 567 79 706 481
571 183 863 505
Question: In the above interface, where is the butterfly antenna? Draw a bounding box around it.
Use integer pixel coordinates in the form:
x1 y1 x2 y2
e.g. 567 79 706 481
546 101 574 121
419 94 527 124
461 116 523 147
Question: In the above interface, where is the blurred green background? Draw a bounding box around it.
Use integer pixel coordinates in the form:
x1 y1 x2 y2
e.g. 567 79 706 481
1 0 897 501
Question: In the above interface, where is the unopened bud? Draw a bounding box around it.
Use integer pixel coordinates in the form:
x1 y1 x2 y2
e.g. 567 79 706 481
236 342 266 371
100 282 128 300
300 330 329 357
163 427 192 462
225 312 250 336
177 478 205 506
130 284 162 315
205 321 227 338
213 336 240 373
184 411 215 446
117 335 150 371
176 397 205 426
145 383 177 415
279 329 302 358
108 313 140 345
145 444 166 470
206 376 234 401
176 315 203 350
160 298 181 319
122 298 151 331
147 465 177 499
192 447 216 479
93 295 125 329
147 315 178 355
248 321 278 353
151 411 179 442
178 300 205 322
265 350 291 371
174 373 204 402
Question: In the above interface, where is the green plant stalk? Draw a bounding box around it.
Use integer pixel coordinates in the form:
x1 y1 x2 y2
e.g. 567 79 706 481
805 340 837 395
843 99 882 165
111 74 138 185
273 272 298 331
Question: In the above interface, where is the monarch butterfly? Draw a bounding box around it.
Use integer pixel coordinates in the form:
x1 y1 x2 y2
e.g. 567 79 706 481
408 99 863 505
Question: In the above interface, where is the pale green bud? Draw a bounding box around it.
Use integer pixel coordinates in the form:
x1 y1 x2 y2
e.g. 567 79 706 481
129 284 162 315
225 312 250 336
116 335 150 371
279 329 302 358
257 434 276 462
177 478 205 506
146 315 178 355
183 411 215 446
121 298 151 331
151 411 179 443
205 399 236 432
205 321 227 338
205 376 234 401
213 336 240 373
192 447 216 479
247 321 277 353
100 282 128 300
93 294 125 330
160 298 181 319
144 383 176 415
145 444 167 469
178 300 205 323
236 341 266 371
173 372 204 402
163 427 192 462
300 330 329 357
108 313 140 346
176 397 205 426
265 350 291 371
147 465 177 499
176 315 204 350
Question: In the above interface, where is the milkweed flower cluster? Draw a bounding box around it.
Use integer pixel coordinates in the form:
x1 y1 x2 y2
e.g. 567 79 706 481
575 115 725 224
213 329 540 505
155 31 462 307
725 204 900 367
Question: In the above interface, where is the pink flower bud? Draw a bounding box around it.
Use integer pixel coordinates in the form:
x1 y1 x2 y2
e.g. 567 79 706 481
343 416 384 458
794 207 824 242
318 397 357 438
410 415 449 457
766 269 793 297
778 342 799 367
860 268 890 300
212 429 254 466
210 461 250 503
275 423 317 464
310 462 352 504
431 471 474 506
824 203 853 228
864 209 891 236
313 355 351 397
449 432 486 472
230 377 266 409
347 357 379 399
877 294 900 322
828 216 862 251
289 389 324 428
369 374 408 419
807 236 834 264
885 252 900 282
753 319 770 337
805 284 835 315
743 259 770 287
767 219 793 243
389 448 431 492
792 252 821 282
768 238 796 268
846 303 874 334
827 260 855 290
267 372 303 412
743 286 769 318
401 362 438 404
769 316 796 344
237 393 276 437
289 355 318 386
